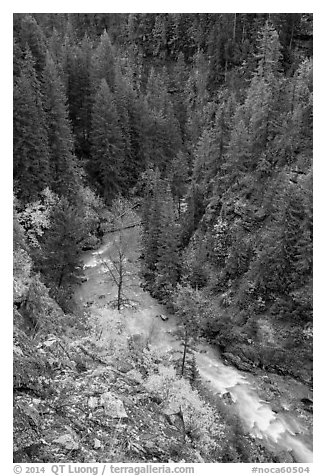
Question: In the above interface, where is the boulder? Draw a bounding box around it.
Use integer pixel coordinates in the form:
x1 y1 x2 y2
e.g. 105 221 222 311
99 392 128 418
53 433 79 451
223 352 253 371
270 402 283 414
93 438 102 449
117 360 134 373
301 397 313 413
222 391 235 405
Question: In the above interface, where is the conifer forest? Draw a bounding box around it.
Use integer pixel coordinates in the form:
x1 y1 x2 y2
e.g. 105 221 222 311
13 13 313 464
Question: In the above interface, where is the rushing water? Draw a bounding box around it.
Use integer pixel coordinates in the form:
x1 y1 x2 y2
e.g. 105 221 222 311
149 317 313 463
195 346 313 462
79 234 313 463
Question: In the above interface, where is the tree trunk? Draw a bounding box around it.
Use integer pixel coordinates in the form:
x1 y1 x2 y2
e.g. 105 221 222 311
117 274 122 310
242 25 245 44
289 23 294 50
177 197 181 218
96 220 104 238
181 330 188 376
233 13 237 40
224 59 228 83
107 222 142 234
177 406 186 442
58 266 66 288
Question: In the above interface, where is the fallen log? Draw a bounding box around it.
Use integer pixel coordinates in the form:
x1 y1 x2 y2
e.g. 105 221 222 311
106 222 142 233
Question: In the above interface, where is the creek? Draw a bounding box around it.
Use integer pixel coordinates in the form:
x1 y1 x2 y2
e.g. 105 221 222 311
76 228 313 463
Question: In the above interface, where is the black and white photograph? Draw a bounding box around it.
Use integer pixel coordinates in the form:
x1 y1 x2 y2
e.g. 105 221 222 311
12 8 313 469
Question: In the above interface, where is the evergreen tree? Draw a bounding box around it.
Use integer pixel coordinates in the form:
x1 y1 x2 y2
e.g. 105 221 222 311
89 79 124 202
246 173 311 317
255 20 283 78
48 27 65 63
275 58 313 165
145 67 170 116
39 197 84 296
155 184 180 300
42 53 80 200
75 34 94 158
113 63 133 187
17 14 47 76
152 14 168 59
63 35 94 158
180 182 206 247
171 52 189 141
207 14 235 89
192 128 216 194
191 92 236 201
169 151 189 216
181 230 210 289
247 22 285 160
13 49 50 202
173 285 204 376
13 38 24 81
224 113 252 179
141 173 181 301
91 29 116 91
224 22 284 179
144 67 182 169
126 95 148 183
141 170 163 285
185 50 210 146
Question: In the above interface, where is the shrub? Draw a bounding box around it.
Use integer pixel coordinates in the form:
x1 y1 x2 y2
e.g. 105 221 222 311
144 364 225 457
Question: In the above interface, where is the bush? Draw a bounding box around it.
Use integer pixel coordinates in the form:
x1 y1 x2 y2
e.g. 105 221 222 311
144 364 226 457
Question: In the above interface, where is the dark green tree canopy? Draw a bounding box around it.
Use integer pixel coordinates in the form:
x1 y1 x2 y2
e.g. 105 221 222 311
90 78 124 202
14 49 50 203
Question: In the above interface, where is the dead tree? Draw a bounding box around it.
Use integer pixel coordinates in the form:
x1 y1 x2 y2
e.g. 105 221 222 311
99 198 140 311
99 240 127 311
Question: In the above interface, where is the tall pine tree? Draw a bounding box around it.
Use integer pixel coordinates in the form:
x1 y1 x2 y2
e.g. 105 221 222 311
42 53 80 201
17 14 47 76
90 79 124 202
14 49 50 203
91 29 116 91
155 184 180 299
